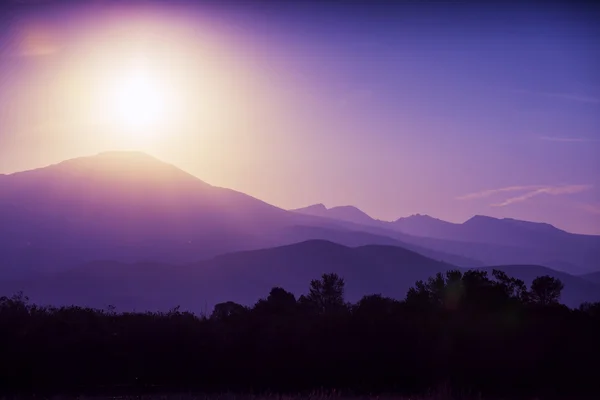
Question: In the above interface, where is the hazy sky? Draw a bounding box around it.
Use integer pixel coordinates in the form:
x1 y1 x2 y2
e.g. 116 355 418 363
1 0 599 234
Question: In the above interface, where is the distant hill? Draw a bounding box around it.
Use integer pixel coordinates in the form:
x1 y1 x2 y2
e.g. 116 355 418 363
2 240 598 313
0 153 486 278
0 152 294 277
293 204 600 274
393 214 600 274
0 240 457 313
291 204 383 227
393 214 459 237
2 152 597 280
278 225 484 268
477 265 600 308
582 271 600 285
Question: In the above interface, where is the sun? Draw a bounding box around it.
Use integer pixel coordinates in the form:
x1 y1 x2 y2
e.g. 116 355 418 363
93 57 182 150
113 68 167 131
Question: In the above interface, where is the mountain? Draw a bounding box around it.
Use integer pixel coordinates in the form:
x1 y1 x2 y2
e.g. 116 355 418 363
0 152 482 278
2 240 598 314
393 213 586 248
291 204 383 227
392 214 600 274
582 271 600 285
291 203 329 217
393 214 459 237
294 204 600 274
0 240 458 313
477 265 600 308
0 152 293 277
2 152 597 279
279 225 484 268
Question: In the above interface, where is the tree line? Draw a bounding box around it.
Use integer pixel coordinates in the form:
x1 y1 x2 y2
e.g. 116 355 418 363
1 269 599 397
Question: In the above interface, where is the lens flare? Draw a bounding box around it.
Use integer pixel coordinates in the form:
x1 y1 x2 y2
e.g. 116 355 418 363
113 67 166 131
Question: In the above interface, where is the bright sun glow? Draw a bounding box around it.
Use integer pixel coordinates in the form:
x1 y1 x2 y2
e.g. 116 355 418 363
113 68 167 131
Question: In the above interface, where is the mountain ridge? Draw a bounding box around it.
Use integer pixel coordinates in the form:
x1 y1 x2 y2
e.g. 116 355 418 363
1 152 598 280
2 240 598 313
292 203 600 274
0 152 483 279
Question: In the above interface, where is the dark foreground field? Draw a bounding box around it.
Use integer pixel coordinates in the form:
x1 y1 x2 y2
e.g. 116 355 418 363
2 271 600 399
4 392 598 400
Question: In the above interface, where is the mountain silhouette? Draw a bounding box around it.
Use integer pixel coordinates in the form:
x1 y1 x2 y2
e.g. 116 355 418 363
0 152 298 277
291 204 383 227
393 214 600 274
0 240 461 312
394 213 584 248
476 264 600 308
2 240 598 313
279 225 483 268
2 152 598 280
293 205 600 274
393 214 460 237
582 271 600 285
0 153 493 278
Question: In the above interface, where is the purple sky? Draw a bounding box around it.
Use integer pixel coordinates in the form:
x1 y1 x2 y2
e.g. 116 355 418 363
1 1 599 234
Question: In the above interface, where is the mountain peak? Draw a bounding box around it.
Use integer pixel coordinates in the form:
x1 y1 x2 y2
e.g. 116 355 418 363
463 215 562 234
300 203 327 211
328 205 376 223
501 217 565 234
3 150 212 195
464 215 499 224
329 205 371 215
58 151 162 167
331 205 361 211
291 203 379 226
52 151 190 178
396 214 442 223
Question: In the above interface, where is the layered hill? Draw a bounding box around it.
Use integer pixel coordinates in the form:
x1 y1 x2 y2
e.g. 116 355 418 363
2 240 598 314
0 151 292 276
0 152 480 278
2 152 598 282
291 204 384 227
582 271 600 285
292 205 600 274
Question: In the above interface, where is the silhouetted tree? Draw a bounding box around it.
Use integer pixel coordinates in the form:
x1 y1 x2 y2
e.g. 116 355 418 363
530 275 564 306
405 270 465 309
210 301 247 320
405 279 432 307
299 273 346 314
0 271 597 397
579 301 600 317
353 294 399 316
254 287 297 315
405 269 532 311
492 269 529 302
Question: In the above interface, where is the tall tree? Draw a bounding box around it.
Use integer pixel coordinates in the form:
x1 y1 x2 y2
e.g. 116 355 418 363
530 276 564 306
254 287 297 315
492 269 529 302
210 301 247 320
300 273 346 314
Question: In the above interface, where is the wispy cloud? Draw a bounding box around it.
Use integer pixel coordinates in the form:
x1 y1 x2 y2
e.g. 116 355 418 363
510 89 599 104
538 136 599 143
490 185 593 207
456 185 544 200
458 184 593 207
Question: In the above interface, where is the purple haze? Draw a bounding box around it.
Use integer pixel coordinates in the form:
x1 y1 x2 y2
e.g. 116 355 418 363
0 1 599 234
